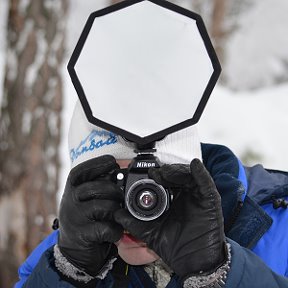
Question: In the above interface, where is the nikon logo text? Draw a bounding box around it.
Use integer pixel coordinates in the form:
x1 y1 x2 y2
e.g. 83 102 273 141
136 162 156 168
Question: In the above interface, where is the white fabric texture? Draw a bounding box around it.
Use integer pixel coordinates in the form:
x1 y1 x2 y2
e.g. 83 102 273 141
68 101 202 168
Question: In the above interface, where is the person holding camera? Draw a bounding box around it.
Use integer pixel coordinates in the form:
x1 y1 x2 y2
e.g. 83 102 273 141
16 101 288 288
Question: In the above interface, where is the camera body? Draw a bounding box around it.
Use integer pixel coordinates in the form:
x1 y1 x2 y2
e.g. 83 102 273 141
116 152 172 221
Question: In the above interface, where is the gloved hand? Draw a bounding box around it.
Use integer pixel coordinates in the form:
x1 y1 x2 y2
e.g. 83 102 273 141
114 158 227 281
58 155 124 277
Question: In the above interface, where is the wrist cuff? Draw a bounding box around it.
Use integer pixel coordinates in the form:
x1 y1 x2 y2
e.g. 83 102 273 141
183 242 231 288
54 244 117 283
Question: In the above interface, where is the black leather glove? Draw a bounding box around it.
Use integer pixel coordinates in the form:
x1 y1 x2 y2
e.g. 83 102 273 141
58 155 123 277
114 158 227 281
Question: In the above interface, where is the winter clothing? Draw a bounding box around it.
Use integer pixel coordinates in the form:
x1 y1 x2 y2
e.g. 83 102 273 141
68 101 202 168
15 143 288 287
21 240 288 288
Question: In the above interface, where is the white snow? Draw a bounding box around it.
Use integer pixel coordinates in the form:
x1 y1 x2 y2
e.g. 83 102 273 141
44 0 63 12
25 30 48 90
225 0 288 90
48 111 59 137
198 83 288 170
18 0 30 15
22 110 32 134
16 19 34 54
6 48 18 82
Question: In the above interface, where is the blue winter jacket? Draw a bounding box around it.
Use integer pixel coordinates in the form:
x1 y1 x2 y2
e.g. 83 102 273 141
15 143 288 287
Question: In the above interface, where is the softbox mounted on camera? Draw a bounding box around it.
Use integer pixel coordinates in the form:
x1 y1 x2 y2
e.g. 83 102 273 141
68 0 221 146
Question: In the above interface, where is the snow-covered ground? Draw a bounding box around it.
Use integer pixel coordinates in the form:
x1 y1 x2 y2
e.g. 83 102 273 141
1 1 288 201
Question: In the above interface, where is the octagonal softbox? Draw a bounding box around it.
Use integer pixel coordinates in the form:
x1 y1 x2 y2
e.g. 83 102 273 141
68 0 221 145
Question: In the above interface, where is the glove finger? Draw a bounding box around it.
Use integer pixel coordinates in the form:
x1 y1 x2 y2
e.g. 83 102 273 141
70 155 119 186
114 209 153 243
80 199 122 221
148 167 163 185
75 180 124 202
190 158 217 198
149 164 191 187
97 221 124 243
78 221 123 244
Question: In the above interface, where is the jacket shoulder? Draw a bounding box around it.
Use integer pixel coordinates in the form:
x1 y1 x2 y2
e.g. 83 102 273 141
245 164 288 204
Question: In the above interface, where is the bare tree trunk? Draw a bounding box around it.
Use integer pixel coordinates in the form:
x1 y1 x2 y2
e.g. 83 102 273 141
110 0 122 4
210 0 227 65
0 1 68 287
192 0 228 78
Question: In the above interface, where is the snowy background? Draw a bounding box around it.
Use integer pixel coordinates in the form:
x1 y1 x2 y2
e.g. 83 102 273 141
1 0 288 200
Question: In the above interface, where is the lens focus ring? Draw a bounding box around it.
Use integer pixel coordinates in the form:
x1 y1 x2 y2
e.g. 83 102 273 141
125 179 168 221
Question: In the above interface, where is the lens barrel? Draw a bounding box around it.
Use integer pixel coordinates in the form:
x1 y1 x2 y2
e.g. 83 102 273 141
125 179 168 221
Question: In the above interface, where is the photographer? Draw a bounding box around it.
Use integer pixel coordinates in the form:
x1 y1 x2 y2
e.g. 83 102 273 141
15 102 288 288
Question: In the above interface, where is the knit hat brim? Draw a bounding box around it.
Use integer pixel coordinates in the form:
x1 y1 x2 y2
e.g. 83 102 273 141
68 101 202 168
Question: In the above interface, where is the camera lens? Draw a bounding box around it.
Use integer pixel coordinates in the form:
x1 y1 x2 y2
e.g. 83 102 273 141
125 179 169 221
138 191 156 209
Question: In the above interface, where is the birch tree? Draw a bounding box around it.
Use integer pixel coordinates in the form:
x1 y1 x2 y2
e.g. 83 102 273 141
0 1 68 286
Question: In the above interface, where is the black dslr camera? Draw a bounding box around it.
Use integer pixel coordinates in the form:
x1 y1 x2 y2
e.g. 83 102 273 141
115 149 172 221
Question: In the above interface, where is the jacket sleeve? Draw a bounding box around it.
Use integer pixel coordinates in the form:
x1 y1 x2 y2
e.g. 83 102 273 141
22 246 75 288
225 239 288 288
15 230 59 287
22 246 114 288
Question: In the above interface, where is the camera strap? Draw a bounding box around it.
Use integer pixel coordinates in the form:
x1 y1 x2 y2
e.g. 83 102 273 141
111 258 130 288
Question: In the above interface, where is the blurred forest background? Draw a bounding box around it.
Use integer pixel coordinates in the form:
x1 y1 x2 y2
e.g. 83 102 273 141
0 0 287 286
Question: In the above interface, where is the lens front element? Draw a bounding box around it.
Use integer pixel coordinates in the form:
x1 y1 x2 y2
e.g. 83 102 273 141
126 179 168 221
138 191 157 210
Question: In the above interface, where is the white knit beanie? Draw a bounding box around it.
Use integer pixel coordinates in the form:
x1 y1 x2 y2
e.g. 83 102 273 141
68 101 202 168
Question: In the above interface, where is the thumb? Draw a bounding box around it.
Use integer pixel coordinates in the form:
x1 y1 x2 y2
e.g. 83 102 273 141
114 209 151 241
114 209 140 233
190 158 217 198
